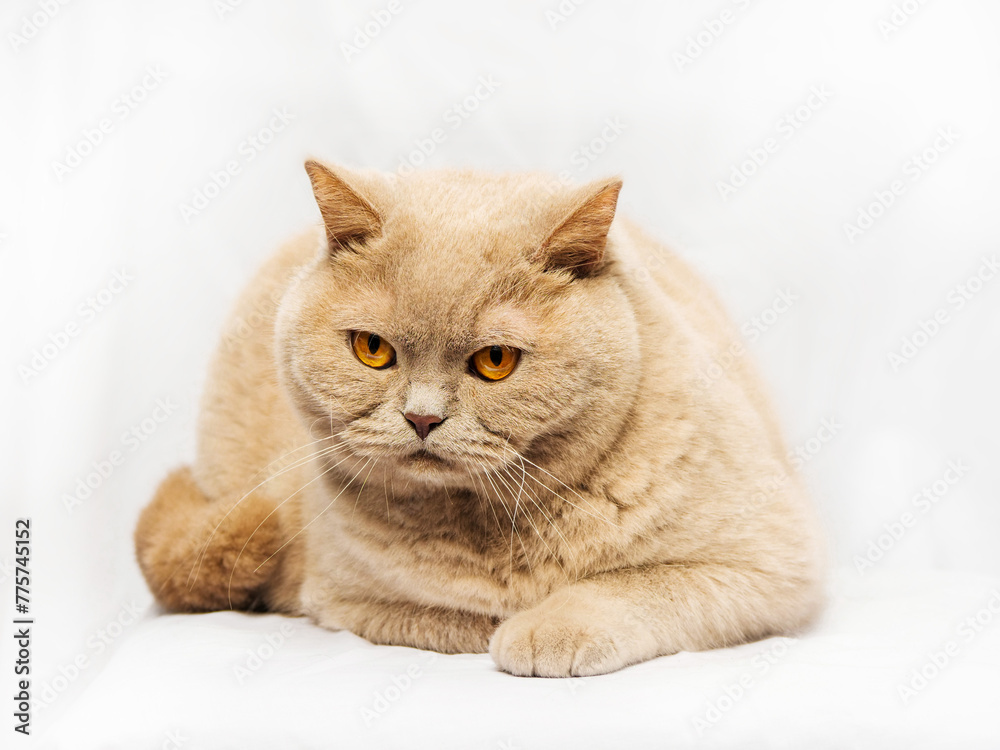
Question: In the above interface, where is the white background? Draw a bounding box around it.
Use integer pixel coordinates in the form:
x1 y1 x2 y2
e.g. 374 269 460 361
1 0 999 740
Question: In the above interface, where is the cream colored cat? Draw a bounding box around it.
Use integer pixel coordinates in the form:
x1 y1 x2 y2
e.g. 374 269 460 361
134 161 823 676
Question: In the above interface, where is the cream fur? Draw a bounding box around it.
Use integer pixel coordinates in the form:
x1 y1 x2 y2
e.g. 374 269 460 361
134 163 824 677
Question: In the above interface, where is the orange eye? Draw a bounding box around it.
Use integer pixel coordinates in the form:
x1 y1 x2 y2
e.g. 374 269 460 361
471 345 519 381
351 331 395 369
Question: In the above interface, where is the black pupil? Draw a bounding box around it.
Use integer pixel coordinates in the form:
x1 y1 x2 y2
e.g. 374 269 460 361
489 346 503 366
367 334 380 354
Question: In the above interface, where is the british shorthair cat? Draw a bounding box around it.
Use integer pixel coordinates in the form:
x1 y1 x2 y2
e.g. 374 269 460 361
134 161 823 676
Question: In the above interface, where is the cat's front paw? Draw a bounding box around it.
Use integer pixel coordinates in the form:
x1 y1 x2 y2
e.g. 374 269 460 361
489 596 649 677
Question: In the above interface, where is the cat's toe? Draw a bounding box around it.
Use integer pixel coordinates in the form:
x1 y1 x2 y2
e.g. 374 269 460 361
490 610 628 677
488 615 535 676
569 632 624 676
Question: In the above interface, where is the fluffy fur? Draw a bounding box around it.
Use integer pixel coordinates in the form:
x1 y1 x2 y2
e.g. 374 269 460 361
134 162 824 676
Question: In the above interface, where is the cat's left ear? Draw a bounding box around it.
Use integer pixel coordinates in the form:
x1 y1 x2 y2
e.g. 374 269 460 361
535 177 622 277
304 160 383 254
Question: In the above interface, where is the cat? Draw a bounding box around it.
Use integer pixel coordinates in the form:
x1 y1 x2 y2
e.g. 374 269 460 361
134 160 824 677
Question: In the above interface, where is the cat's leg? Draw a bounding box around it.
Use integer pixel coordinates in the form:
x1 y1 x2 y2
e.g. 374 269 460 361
134 466 295 613
489 562 822 677
308 596 500 654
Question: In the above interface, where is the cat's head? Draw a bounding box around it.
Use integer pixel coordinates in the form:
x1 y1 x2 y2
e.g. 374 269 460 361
275 161 641 488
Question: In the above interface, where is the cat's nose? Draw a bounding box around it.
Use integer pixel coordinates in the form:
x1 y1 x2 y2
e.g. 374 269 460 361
404 412 444 441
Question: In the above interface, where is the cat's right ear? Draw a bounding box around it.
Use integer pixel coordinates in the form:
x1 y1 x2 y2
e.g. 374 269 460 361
304 160 383 254
535 177 622 278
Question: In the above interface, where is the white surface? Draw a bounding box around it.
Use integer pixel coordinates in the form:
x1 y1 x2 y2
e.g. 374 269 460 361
41 570 1000 749
2 0 1000 746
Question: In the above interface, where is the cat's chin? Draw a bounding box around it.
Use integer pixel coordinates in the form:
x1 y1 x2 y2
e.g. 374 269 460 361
389 448 495 487
403 449 451 470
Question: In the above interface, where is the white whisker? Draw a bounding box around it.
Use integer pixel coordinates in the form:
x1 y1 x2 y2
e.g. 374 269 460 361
251 456 374 574
186 439 350 589
224 450 360 607
506 448 619 528
479 461 533 579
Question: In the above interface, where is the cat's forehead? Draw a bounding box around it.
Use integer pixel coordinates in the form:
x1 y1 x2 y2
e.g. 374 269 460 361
391 170 554 206
383 171 567 240
357 180 557 304
338 275 539 355
329 238 549 353
385 258 540 349
319 169 589 347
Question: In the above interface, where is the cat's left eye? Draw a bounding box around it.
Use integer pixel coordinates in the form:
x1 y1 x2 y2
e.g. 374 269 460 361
351 331 396 369
470 345 520 381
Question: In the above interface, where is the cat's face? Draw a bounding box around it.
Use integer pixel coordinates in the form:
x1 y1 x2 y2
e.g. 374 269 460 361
276 164 640 488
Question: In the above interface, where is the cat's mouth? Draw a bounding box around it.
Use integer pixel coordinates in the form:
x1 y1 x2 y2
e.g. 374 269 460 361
332 421 510 482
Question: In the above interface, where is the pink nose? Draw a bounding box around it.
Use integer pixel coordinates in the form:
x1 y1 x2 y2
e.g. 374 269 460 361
404 412 444 441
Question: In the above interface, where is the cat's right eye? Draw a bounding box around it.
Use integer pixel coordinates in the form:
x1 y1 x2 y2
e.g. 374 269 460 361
470 345 520 381
351 331 396 369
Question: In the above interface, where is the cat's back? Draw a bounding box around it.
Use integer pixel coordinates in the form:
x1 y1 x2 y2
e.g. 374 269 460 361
614 218 735 357
614 217 788 462
193 229 323 503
